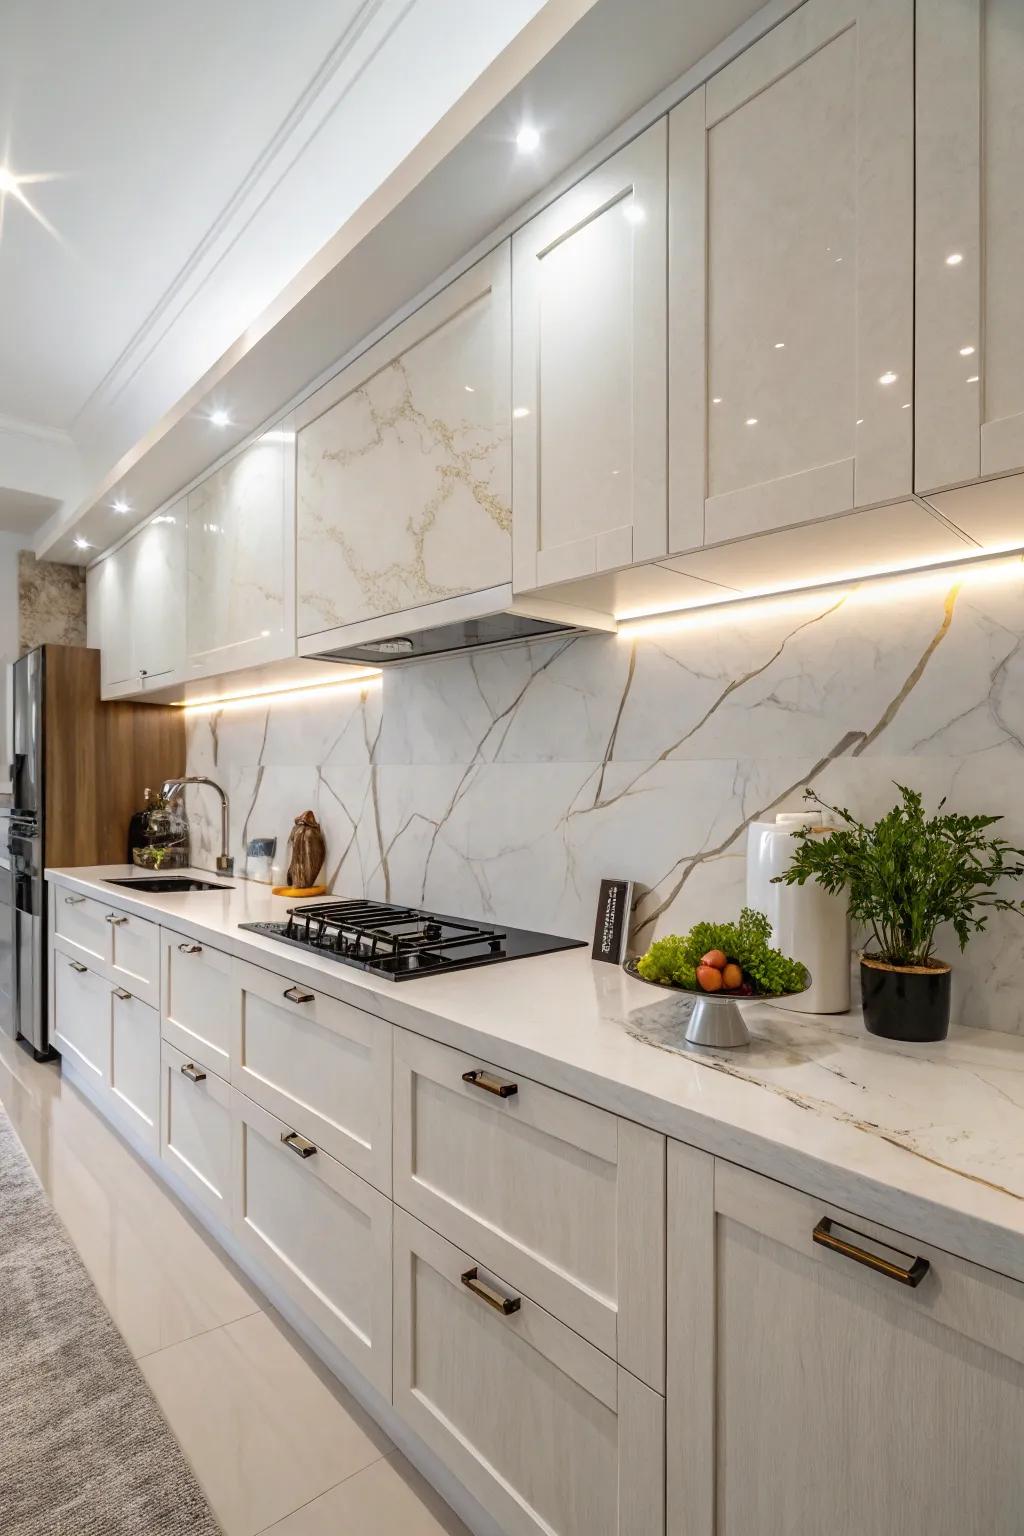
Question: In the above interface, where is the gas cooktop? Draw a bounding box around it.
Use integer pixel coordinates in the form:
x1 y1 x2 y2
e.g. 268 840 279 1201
239 898 585 980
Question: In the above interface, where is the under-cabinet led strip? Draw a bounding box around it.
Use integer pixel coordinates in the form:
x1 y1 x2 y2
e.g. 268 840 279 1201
615 545 1024 640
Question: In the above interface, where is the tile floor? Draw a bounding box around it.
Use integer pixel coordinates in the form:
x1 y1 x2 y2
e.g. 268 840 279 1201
0 1032 468 1536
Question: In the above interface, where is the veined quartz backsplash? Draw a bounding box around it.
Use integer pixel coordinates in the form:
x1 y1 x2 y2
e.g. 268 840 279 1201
186 570 1024 1035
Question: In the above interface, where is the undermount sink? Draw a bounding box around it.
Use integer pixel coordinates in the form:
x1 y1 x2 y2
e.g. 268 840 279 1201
105 876 233 893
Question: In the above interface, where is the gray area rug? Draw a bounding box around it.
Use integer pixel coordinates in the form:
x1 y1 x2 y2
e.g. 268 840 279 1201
0 1105 221 1535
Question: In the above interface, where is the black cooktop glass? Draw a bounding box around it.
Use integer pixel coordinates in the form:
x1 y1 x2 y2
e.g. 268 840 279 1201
239 898 585 980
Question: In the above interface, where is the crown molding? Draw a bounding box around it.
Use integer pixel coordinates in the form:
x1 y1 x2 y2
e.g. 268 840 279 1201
70 0 408 437
0 412 75 446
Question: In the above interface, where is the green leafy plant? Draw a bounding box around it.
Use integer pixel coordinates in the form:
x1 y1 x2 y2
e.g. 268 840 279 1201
776 784 1024 967
636 907 808 995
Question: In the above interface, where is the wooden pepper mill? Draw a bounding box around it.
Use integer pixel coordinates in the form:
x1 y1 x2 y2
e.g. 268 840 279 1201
286 810 326 891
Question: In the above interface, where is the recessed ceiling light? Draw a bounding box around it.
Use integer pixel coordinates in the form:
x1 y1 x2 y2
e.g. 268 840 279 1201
74 537 91 550
959 345 975 356
112 498 129 514
622 202 646 225
513 406 531 419
515 125 540 154
712 397 723 405
209 408 231 427
902 402 911 409
945 252 964 266
878 371 898 386
774 341 785 349
464 385 475 393
966 375 979 384
745 417 758 426
0 166 20 196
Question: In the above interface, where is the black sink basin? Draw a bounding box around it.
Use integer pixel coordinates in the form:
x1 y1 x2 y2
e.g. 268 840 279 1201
106 876 233 893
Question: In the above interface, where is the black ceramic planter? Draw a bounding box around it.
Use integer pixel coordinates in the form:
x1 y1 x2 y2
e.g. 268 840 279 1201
860 956 952 1042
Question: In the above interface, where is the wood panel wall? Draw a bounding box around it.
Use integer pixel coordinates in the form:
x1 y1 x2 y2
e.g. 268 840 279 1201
42 646 185 867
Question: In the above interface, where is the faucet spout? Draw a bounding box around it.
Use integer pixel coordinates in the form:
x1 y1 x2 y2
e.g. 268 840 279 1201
162 776 233 876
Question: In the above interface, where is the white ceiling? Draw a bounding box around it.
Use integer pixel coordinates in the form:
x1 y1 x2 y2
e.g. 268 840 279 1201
0 486 59 535
0 0 557 526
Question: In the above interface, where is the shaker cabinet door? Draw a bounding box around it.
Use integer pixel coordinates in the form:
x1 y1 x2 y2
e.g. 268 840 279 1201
295 246 512 641
512 119 668 591
916 0 1024 492
666 1143 1024 1536
670 0 914 552
186 428 292 677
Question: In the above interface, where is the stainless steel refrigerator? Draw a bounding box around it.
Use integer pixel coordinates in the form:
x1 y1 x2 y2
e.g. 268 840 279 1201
4 645 184 1059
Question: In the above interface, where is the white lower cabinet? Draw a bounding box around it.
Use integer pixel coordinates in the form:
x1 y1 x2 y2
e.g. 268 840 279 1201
393 1028 665 1389
160 1040 233 1223
53 892 112 969
109 988 160 1149
52 954 109 1085
394 1207 664 1536
162 930 235 1078
233 959 391 1194
231 1090 392 1397
106 907 160 1008
666 1142 1024 1536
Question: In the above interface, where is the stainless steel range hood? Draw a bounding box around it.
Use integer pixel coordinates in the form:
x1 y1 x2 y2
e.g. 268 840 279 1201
301 585 617 667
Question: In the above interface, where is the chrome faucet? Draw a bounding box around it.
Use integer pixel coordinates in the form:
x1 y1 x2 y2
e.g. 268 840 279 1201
162 775 233 875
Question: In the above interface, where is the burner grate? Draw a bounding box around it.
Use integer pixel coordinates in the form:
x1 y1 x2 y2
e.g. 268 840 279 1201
281 899 507 971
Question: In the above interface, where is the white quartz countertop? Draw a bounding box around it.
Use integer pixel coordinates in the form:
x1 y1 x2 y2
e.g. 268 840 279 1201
47 864 1024 1283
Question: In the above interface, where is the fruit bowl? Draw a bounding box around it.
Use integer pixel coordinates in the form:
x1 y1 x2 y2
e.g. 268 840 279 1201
623 957 811 1048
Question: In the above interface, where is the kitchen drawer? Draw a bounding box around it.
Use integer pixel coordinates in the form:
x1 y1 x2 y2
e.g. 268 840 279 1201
233 959 391 1194
106 906 159 1007
109 988 160 1150
162 929 235 1078
53 889 111 967
394 1208 664 1536
160 1039 232 1225
232 1090 392 1398
52 952 109 1086
393 1028 665 1389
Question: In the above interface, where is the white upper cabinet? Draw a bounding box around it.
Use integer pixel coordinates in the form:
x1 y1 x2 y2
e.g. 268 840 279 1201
186 427 293 676
670 0 914 551
916 0 1024 493
88 501 186 696
512 120 668 591
295 247 512 641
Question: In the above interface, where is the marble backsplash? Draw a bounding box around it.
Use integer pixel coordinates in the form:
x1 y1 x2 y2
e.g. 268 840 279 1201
186 569 1024 1035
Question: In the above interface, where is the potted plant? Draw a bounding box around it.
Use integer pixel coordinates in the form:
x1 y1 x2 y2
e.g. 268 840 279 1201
775 784 1024 1042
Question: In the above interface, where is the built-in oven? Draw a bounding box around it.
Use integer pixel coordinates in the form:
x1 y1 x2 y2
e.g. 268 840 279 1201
9 817 44 1054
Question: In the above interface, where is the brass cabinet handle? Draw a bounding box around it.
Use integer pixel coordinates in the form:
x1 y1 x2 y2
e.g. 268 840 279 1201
64 894 85 906
461 1267 522 1315
105 912 128 926
283 985 315 1004
813 1217 930 1288
462 1068 518 1099
180 1062 206 1083
280 1130 318 1159
113 987 132 1001
178 942 203 955
69 960 88 974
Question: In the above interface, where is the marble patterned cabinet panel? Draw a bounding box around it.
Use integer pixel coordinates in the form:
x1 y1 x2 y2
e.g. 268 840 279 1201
187 429 291 674
296 246 512 640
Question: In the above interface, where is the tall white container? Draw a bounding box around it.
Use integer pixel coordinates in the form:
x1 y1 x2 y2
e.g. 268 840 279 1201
746 814 850 1014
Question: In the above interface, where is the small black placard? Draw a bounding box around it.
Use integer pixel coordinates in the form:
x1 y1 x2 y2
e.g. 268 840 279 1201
592 878 634 964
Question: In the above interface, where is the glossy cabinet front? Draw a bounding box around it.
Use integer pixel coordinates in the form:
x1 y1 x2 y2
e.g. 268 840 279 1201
670 0 914 552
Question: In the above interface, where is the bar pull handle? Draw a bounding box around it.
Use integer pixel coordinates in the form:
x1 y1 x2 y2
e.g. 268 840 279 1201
64 894 85 906
105 912 128 926
462 1068 518 1099
180 1062 206 1083
113 987 132 1001
461 1267 521 1315
69 960 88 973
813 1217 930 1288
178 942 203 955
283 985 315 1004
280 1130 318 1159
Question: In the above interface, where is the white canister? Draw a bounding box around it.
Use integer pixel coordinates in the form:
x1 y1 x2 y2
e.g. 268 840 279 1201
746 814 850 1013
